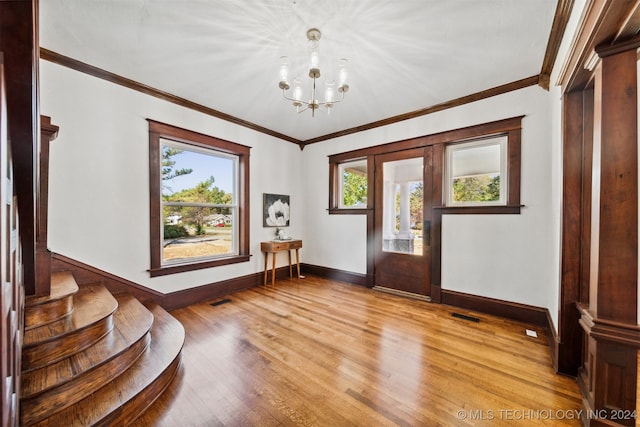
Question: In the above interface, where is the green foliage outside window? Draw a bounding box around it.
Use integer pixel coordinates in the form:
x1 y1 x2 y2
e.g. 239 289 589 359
162 147 193 182
343 170 367 207
410 182 423 228
163 176 231 236
393 182 423 231
164 224 189 239
452 175 500 202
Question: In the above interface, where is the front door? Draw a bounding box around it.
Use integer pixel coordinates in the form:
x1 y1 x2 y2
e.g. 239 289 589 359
374 147 431 296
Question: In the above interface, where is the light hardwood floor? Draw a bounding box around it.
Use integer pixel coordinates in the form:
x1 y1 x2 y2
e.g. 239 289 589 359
131 275 582 426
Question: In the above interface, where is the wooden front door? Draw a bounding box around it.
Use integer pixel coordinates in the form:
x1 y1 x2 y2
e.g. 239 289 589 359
374 147 432 296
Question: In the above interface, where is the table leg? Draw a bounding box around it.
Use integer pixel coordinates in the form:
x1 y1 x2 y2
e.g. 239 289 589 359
263 252 268 288
271 251 277 287
288 250 293 278
295 248 301 278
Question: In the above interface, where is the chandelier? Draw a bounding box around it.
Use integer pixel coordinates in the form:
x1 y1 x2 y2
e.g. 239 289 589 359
278 28 349 117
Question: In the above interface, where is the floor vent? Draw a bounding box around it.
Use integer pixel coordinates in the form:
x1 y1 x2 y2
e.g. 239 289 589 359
210 298 232 307
451 312 480 322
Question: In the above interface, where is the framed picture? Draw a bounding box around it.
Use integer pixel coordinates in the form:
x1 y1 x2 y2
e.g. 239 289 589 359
263 193 290 227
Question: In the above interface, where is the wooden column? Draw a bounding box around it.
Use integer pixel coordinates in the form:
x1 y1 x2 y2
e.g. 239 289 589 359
0 0 40 295
557 89 592 376
577 44 640 427
35 116 58 296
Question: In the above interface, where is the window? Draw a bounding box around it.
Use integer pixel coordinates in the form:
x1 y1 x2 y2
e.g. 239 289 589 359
381 157 424 256
445 136 507 206
329 155 372 213
338 159 368 208
148 120 250 277
328 116 522 216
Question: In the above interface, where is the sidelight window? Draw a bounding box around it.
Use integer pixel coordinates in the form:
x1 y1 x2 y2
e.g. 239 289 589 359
338 159 368 208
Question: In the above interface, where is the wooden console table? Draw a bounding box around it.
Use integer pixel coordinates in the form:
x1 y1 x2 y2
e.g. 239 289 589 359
261 240 302 287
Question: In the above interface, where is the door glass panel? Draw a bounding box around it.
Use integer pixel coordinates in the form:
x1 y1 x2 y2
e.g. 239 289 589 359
382 157 423 255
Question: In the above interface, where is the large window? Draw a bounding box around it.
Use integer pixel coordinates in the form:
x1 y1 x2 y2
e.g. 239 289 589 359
148 120 250 277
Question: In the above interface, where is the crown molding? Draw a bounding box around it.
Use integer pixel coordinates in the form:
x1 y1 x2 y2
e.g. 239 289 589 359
39 48 302 145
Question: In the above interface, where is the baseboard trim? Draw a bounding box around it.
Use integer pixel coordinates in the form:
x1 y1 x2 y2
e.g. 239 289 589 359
300 264 552 329
51 253 264 310
300 266 555 333
164 273 262 310
441 289 550 327
52 253 167 305
546 309 561 374
301 263 369 287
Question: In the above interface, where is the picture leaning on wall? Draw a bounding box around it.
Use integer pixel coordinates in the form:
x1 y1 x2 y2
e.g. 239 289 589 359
263 193 290 227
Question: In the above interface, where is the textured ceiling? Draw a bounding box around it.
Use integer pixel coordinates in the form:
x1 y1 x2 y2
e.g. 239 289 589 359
39 0 558 142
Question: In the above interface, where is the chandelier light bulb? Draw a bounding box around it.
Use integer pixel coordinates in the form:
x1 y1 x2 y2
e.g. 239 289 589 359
279 56 290 90
309 51 320 78
338 58 349 93
325 81 335 104
292 79 303 107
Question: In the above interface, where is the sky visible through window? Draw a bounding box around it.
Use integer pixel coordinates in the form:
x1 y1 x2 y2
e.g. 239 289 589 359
162 147 234 196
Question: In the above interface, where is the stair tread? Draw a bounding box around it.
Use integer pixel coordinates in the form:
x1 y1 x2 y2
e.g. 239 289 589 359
21 293 154 399
33 303 185 426
23 284 117 347
25 271 78 306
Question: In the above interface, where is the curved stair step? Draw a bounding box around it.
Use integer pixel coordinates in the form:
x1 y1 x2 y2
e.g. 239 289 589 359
30 303 185 427
25 271 78 329
20 294 155 426
22 284 118 371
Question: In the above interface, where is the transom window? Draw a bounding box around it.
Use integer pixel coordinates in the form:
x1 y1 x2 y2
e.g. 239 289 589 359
445 136 507 206
148 120 250 277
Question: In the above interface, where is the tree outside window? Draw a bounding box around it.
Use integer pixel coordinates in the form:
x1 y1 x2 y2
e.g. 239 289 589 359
161 143 236 263
339 159 368 208
446 137 507 206
148 120 250 276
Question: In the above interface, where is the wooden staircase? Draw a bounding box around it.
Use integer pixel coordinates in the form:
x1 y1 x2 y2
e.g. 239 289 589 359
20 271 184 426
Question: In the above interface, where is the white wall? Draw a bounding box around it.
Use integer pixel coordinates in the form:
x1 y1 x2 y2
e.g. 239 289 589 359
40 60 304 293
302 85 560 324
41 55 564 328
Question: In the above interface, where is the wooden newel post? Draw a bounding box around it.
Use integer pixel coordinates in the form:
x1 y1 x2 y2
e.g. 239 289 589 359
578 43 640 427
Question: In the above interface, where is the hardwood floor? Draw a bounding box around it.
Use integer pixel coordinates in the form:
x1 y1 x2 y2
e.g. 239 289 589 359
132 275 582 426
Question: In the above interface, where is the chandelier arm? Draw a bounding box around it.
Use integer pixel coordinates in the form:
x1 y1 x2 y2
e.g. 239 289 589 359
316 90 346 109
312 76 317 118
281 89 312 106
312 76 317 104
281 91 345 109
